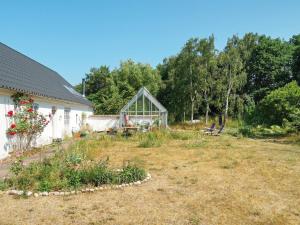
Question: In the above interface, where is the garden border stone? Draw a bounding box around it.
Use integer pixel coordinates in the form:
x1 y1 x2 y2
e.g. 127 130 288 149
6 173 152 198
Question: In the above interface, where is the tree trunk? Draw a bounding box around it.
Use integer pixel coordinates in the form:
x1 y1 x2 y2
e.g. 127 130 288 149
26 135 34 150
205 102 209 125
204 90 209 125
224 88 231 125
191 100 194 123
218 112 223 126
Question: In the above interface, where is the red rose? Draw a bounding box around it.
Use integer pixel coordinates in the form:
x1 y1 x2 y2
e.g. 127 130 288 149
29 98 34 103
7 110 13 117
10 124 16 129
27 108 33 113
8 131 16 136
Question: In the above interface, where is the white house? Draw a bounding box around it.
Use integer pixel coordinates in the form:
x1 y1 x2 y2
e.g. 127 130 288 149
0 42 93 159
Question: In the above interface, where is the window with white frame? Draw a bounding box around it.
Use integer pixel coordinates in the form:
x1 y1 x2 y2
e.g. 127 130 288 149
64 108 71 129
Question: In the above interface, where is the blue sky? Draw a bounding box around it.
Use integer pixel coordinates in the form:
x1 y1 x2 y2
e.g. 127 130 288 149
1 0 300 85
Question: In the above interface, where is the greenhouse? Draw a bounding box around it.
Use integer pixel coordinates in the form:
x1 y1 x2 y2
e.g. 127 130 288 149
119 87 168 129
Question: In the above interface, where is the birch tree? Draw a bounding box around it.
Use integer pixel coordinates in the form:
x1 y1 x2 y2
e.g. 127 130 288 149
219 36 246 124
176 39 202 122
198 36 217 124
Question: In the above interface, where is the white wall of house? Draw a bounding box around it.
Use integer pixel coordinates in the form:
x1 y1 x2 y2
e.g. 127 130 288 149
87 115 156 132
0 88 93 159
0 90 14 159
87 115 120 132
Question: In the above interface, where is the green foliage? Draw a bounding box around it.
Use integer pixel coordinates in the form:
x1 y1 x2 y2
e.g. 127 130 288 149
6 93 49 151
76 61 161 114
38 180 53 192
79 160 114 186
247 81 300 129
157 36 218 122
6 149 146 191
138 132 163 148
16 176 34 190
10 158 25 176
217 35 247 122
136 130 197 148
0 180 8 191
65 152 83 166
291 34 300 84
238 125 291 138
247 36 294 102
117 164 146 184
77 33 300 132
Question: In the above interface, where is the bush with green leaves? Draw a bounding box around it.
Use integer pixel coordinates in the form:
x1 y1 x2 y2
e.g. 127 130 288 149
6 93 50 151
246 81 300 131
238 125 292 138
116 165 146 184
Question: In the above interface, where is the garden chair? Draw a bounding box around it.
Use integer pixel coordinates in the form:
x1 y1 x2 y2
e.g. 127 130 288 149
203 123 216 135
212 124 225 136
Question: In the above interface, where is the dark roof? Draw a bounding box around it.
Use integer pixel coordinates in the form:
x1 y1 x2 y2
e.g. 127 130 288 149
0 42 92 107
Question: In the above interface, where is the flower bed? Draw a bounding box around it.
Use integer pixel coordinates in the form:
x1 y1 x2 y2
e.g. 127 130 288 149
3 150 149 197
6 173 151 198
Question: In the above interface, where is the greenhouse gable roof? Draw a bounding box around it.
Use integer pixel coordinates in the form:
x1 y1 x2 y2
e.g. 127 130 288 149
120 87 167 113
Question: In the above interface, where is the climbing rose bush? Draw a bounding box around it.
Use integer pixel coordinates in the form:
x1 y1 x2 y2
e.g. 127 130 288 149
6 93 50 151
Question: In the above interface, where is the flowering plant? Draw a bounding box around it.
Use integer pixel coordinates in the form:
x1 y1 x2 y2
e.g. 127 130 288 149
6 93 50 151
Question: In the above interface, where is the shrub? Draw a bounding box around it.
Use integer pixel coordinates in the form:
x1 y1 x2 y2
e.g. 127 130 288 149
80 161 114 186
239 125 290 138
247 81 300 129
117 165 146 184
65 169 82 189
6 93 50 151
38 180 53 192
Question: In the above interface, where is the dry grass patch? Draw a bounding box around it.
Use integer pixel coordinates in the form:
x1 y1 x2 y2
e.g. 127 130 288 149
0 131 299 225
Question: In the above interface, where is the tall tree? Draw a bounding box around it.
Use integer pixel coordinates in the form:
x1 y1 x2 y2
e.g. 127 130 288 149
76 60 161 114
290 34 300 84
174 38 203 122
218 36 247 124
247 36 294 102
198 35 217 124
157 57 181 122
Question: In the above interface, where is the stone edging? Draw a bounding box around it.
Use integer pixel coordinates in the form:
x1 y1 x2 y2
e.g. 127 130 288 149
6 173 151 198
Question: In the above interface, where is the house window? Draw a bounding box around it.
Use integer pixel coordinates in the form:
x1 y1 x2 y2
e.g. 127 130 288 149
52 106 57 115
64 108 71 128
